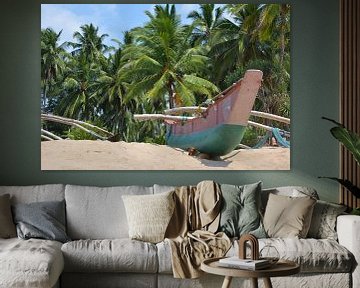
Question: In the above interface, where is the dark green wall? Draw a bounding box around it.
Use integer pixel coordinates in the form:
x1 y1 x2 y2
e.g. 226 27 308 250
0 0 340 202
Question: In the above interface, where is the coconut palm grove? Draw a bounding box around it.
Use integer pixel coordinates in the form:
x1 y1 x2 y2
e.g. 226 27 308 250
41 4 290 146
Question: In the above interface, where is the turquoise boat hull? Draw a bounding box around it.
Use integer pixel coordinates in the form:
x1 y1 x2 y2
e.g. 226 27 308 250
166 124 247 156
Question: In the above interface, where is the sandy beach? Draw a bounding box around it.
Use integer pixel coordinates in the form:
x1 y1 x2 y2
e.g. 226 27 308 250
41 140 290 170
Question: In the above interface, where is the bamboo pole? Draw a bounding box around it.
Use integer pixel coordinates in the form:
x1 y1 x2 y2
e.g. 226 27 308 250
164 107 207 115
134 114 195 122
247 121 290 137
250 111 290 124
41 114 114 137
41 129 63 140
164 107 290 124
41 135 53 141
41 116 107 140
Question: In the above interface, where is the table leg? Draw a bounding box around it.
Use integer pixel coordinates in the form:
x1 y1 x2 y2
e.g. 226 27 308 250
251 278 258 288
263 277 273 288
221 276 233 288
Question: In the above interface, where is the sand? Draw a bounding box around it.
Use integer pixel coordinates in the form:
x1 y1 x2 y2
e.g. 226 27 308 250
41 140 290 170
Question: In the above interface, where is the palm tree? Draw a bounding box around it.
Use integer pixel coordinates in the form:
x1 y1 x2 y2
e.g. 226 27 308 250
94 45 131 134
41 28 67 111
124 4 219 109
187 4 225 46
256 4 290 66
56 55 100 121
68 23 109 62
209 4 271 84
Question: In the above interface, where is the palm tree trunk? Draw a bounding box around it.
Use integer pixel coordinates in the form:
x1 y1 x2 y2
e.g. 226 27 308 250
168 82 175 109
279 4 286 66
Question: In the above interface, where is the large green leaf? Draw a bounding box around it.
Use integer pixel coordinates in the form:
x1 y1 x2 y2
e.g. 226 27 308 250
318 177 360 199
323 117 360 165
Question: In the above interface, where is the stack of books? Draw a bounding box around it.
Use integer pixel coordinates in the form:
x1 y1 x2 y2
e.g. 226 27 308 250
218 257 271 270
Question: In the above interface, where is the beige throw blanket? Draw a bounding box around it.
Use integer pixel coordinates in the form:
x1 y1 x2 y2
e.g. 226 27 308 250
165 181 231 278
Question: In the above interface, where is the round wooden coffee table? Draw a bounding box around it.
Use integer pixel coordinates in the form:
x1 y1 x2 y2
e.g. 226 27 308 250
201 257 300 288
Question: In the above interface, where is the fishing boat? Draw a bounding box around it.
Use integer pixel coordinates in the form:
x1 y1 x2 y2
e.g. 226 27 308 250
135 70 263 156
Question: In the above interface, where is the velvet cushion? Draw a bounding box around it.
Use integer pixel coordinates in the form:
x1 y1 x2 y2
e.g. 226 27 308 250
122 191 175 243
0 194 16 238
12 200 70 243
218 182 266 238
307 200 347 240
263 194 316 238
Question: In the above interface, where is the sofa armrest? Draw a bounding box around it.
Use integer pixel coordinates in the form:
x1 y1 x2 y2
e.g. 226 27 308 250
337 215 360 288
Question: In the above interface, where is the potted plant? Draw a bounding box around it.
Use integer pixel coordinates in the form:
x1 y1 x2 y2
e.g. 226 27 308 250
320 117 360 215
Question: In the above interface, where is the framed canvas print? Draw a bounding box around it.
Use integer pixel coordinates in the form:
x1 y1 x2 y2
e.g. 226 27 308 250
40 3 290 170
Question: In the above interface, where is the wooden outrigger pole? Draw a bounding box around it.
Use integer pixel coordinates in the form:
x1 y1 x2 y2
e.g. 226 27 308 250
163 107 291 125
41 114 114 141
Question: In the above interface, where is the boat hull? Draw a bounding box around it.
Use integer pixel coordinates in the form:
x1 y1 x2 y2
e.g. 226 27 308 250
166 123 247 156
164 70 263 156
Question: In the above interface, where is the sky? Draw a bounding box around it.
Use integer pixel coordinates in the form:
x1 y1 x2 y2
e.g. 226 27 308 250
41 4 220 48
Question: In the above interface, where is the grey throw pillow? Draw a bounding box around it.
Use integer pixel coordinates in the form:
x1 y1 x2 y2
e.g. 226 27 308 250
307 200 347 240
0 194 16 238
218 182 266 238
12 200 70 243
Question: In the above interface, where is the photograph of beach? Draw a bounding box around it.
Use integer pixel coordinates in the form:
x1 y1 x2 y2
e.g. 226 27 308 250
41 4 290 170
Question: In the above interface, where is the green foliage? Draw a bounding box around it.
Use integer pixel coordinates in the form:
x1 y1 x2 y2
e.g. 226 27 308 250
320 117 360 199
65 127 97 140
241 127 261 147
324 118 360 165
64 119 107 140
224 58 290 120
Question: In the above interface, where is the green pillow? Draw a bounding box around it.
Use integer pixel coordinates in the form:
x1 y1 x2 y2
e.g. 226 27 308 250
218 182 266 238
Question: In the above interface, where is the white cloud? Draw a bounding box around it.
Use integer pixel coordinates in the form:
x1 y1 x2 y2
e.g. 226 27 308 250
41 5 84 44
177 4 199 17
41 4 117 48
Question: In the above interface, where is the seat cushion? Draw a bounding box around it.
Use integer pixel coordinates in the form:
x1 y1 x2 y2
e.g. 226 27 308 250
157 238 354 274
0 238 64 288
228 238 354 273
65 185 153 239
62 239 158 273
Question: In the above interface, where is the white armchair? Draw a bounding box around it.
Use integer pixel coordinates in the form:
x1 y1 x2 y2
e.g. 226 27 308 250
337 215 360 288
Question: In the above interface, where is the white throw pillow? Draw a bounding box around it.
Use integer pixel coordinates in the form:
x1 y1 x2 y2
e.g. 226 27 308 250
122 191 175 243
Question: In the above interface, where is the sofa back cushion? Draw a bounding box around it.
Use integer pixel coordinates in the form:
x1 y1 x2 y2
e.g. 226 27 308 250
65 185 153 239
261 186 319 213
0 185 65 204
